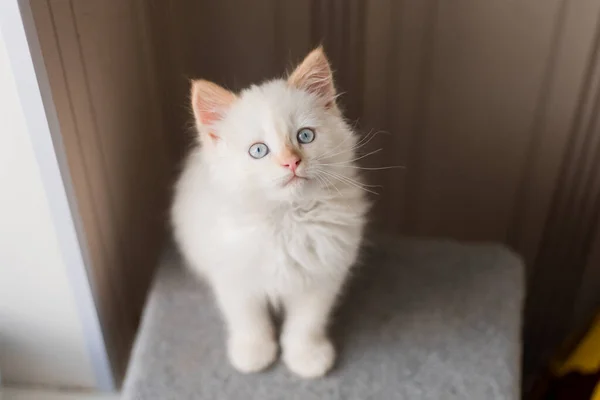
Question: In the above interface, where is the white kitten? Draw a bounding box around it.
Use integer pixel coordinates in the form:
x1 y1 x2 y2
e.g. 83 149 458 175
171 48 369 378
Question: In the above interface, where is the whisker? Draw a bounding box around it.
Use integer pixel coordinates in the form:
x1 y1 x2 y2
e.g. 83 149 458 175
317 130 362 160
315 165 405 171
316 172 344 199
316 128 382 161
351 129 378 148
322 170 383 188
341 129 386 155
314 173 330 190
324 148 384 165
314 176 327 192
316 169 380 195
324 167 382 187
318 130 382 161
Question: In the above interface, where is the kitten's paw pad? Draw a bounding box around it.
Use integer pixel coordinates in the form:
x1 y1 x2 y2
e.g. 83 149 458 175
228 335 278 373
283 336 335 378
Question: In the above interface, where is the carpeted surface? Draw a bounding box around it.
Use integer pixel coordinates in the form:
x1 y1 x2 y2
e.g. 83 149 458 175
122 237 524 400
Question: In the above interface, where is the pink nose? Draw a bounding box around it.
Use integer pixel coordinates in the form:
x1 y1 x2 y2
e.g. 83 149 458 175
281 157 301 173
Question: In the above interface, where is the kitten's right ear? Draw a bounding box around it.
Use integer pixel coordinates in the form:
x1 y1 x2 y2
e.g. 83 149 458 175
190 79 236 142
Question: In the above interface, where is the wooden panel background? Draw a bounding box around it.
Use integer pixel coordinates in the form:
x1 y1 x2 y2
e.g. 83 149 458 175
30 0 173 382
30 0 600 390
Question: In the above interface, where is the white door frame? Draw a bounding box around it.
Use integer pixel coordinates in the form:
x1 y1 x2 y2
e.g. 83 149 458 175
0 0 114 391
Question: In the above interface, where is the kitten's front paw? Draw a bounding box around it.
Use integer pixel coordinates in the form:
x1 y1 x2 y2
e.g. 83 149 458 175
228 334 278 373
283 336 335 378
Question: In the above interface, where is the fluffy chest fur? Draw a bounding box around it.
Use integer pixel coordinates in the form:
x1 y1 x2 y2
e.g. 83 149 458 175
173 165 367 295
232 198 364 287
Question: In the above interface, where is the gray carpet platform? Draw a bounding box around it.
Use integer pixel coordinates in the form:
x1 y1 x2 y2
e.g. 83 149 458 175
122 237 524 399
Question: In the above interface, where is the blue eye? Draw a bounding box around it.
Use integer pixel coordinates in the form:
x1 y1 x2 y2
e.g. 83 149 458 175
248 142 269 159
297 128 315 144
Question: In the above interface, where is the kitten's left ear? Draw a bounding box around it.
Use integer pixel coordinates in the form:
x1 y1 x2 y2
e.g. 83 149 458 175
288 47 336 108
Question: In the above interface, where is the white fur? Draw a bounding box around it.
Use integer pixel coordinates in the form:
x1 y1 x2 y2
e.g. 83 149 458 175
171 78 369 378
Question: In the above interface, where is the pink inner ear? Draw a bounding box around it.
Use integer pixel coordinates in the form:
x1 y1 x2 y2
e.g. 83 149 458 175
191 80 236 126
195 105 222 126
288 47 336 105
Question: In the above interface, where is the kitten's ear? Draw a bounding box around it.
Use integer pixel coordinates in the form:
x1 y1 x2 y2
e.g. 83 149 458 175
288 47 336 108
190 79 236 142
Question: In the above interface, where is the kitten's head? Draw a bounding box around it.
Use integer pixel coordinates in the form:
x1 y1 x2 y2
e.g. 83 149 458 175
190 47 359 202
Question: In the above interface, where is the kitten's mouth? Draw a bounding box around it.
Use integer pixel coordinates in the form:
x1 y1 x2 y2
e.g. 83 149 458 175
284 175 307 186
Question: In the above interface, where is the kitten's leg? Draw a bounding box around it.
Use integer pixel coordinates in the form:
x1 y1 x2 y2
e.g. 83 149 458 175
212 281 277 373
281 282 342 378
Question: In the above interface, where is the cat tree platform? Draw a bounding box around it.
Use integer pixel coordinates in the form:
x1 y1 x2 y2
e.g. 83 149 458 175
122 237 524 399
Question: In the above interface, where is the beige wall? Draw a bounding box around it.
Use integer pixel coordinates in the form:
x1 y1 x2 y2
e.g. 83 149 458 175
30 0 600 389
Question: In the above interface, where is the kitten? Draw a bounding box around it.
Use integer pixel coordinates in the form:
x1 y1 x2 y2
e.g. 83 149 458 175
171 47 369 378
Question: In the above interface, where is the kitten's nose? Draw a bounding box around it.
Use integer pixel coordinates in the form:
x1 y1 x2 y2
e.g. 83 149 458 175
281 157 301 173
